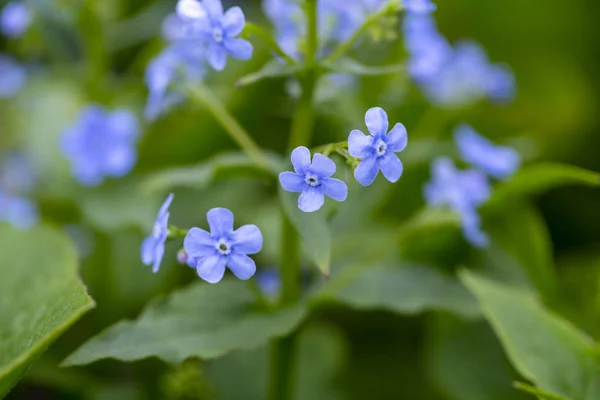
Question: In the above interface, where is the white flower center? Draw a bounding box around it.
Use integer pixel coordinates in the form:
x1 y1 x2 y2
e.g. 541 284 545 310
374 139 388 157
215 239 231 255
304 173 320 187
212 27 224 43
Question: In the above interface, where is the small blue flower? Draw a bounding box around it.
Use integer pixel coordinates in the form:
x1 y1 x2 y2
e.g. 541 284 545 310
0 1 31 38
454 124 521 180
176 0 252 71
184 208 263 284
403 0 437 14
279 146 348 212
348 107 408 186
141 193 174 273
256 267 282 299
0 54 26 98
486 64 516 103
60 106 139 186
424 157 491 247
0 192 39 229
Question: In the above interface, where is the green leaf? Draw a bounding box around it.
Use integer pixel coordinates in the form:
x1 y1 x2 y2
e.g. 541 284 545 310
236 60 301 87
279 186 332 276
317 264 480 319
514 382 571 400
63 280 307 366
141 152 282 194
322 58 404 76
0 225 95 397
485 163 600 211
460 271 600 400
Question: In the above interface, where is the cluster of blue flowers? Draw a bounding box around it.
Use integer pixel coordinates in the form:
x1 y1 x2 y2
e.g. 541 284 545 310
424 125 520 247
0 153 39 229
403 12 515 107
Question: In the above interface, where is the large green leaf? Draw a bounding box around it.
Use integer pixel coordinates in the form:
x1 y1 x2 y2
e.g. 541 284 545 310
0 225 95 397
514 382 570 400
63 280 307 366
460 271 600 400
316 264 480 319
279 186 332 276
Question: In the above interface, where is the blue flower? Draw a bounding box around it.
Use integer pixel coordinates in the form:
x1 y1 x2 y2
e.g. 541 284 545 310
0 54 26 98
184 208 263 284
1 2 31 38
454 124 521 180
60 105 139 186
0 152 39 229
424 157 491 247
256 268 282 298
0 191 39 229
403 0 437 14
348 107 408 186
176 0 252 71
141 193 174 273
279 146 348 212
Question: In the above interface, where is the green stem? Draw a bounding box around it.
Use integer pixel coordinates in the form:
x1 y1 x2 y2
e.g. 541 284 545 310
325 0 401 64
244 23 296 65
305 0 318 67
167 226 188 239
187 85 269 169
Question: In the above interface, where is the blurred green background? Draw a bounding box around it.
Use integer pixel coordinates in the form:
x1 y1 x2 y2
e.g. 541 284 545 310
2 0 600 399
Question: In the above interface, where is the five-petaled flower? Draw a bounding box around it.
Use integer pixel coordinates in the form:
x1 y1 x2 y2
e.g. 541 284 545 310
348 107 408 186
176 0 253 71
279 146 348 213
184 208 263 284
141 193 174 273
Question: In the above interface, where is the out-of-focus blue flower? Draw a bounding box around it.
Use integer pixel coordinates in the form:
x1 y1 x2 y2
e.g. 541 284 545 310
279 146 348 212
256 268 282 298
0 191 39 229
348 107 407 186
141 193 174 273
454 124 521 180
60 105 139 186
184 208 263 284
424 157 491 247
403 0 436 14
0 1 31 38
0 152 36 194
176 0 252 71
486 64 516 103
0 54 26 98
0 152 39 229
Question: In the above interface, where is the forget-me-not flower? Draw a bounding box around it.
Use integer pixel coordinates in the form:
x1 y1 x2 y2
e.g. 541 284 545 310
256 268 282 299
424 157 491 247
60 105 139 186
348 107 408 186
141 193 174 273
403 0 437 14
454 124 521 180
279 147 348 212
184 208 263 284
0 192 39 229
176 0 253 71
1 1 31 38
0 54 26 98
0 152 39 229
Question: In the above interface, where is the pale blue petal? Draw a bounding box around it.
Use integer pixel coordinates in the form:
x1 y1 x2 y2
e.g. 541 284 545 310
365 107 389 138
184 227 215 257
158 193 175 218
348 130 374 158
227 253 257 280
386 123 408 152
379 152 403 183
197 254 227 284
232 224 263 254
207 207 234 237
141 236 156 265
202 0 223 21
279 172 306 193
208 42 227 70
321 178 348 202
310 153 336 178
222 6 245 37
108 109 139 140
354 155 379 186
291 146 311 174
461 209 489 248
152 245 165 273
298 188 325 212
224 38 253 60
103 145 137 177
176 0 206 19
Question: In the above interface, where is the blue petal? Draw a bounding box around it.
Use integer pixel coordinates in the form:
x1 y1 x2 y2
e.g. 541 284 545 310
197 254 227 284
298 188 325 212
141 236 156 265
279 171 306 193
354 156 379 186
379 152 403 183
291 146 311 174
224 38 253 60
158 193 175 218
202 0 224 21
348 130 374 158
208 42 227 71
321 178 348 202
103 145 137 177
364 107 389 138
184 227 215 257
232 224 263 254
222 6 245 37
176 0 206 19
152 244 165 273
227 252 257 280
207 207 234 237
310 153 336 178
107 109 139 140
386 123 408 152
461 209 489 248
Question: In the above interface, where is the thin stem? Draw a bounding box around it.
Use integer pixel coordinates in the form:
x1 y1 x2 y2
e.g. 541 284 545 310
167 226 188 239
325 0 401 64
305 0 318 67
244 23 296 65
187 85 269 169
